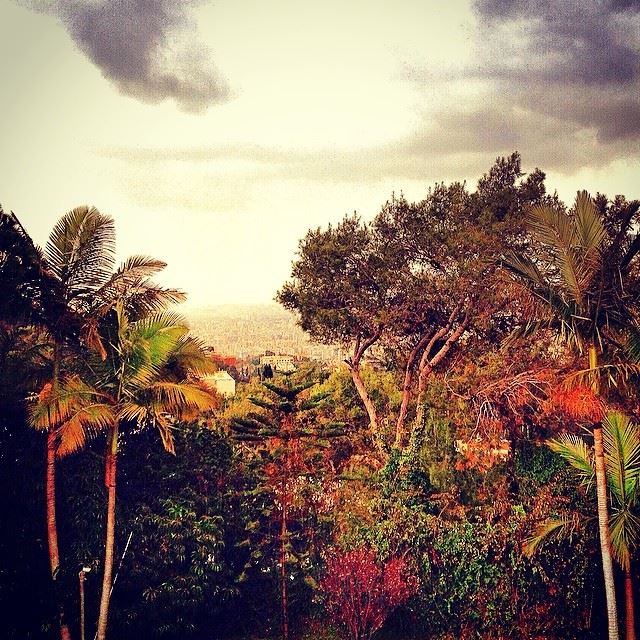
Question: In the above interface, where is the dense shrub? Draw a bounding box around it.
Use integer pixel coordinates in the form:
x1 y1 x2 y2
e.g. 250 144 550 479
320 546 419 640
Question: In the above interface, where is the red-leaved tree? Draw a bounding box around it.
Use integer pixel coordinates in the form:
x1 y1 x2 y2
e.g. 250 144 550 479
320 547 419 640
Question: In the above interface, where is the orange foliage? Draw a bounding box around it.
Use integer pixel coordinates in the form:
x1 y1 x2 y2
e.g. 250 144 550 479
549 385 604 422
38 382 53 402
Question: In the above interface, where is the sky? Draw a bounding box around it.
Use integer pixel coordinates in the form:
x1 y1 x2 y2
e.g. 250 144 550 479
1 0 639 307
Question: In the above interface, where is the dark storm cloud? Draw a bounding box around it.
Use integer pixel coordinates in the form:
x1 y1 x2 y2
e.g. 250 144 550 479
46 0 229 111
452 0 640 171
474 0 640 85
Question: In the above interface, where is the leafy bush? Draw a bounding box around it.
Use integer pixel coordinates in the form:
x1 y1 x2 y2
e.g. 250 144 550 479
320 546 419 640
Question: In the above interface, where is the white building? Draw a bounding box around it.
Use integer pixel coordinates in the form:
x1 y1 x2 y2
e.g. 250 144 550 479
260 354 296 372
202 370 236 397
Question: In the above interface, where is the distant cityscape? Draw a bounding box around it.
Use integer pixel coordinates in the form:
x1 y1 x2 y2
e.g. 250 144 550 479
184 304 342 363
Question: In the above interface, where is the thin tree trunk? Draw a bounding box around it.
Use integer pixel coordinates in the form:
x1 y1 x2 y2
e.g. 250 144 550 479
97 426 118 640
280 506 289 640
590 344 619 640
346 330 382 438
412 315 468 439
349 363 378 434
625 568 636 640
594 426 620 640
46 430 61 579
47 345 72 640
47 430 72 640
280 426 290 640
394 334 432 449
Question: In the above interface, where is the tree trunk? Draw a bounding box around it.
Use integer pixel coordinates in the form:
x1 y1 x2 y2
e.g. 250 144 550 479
47 344 72 640
280 506 289 640
345 331 382 438
625 567 636 640
280 431 290 640
594 426 620 640
412 316 468 441
394 361 415 448
349 363 378 435
47 429 72 640
394 335 431 449
46 430 60 579
590 344 619 640
97 426 118 640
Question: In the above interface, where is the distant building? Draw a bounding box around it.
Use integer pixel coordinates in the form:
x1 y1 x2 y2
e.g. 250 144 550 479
201 370 236 397
260 354 296 372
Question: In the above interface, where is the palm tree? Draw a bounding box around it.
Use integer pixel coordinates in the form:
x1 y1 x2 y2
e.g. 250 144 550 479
525 412 640 640
32 303 217 640
503 192 640 640
39 206 116 640
28 206 185 639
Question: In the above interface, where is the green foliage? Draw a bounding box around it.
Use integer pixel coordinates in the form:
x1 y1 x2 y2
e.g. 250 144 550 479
415 514 595 639
123 424 236 637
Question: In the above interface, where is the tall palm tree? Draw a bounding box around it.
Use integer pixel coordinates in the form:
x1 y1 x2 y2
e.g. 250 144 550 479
526 412 640 640
33 303 217 640
503 192 640 640
606 414 640 640
40 206 115 640
30 206 185 639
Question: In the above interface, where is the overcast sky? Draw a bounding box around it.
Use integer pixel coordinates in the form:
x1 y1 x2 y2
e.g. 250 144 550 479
1 0 639 306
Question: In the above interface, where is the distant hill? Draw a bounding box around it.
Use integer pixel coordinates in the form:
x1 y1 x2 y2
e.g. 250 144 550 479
183 304 341 362
185 303 291 320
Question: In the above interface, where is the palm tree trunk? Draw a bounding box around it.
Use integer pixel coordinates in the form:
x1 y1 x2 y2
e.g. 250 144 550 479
46 429 61 579
47 345 72 640
594 426 620 640
590 344 620 640
97 426 118 640
625 568 636 640
47 429 72 640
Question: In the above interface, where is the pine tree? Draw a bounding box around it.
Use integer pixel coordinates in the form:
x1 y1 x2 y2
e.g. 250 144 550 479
231 375 345 640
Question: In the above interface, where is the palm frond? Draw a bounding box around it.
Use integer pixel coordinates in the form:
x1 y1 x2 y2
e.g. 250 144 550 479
548 434 594 484
146 382 217 415
57 402 115 457
45 206 116 305
29 376 109 430
603 412 640 506
527 204 591 303
168 335 216 377
566 363 640 389
153 412 176 454
501 251 577 327
502 318 552 349
122 313 189 388
609 507 640 571
123 285 187 321
501 250 550 291
527 204 577 256
622 323 640 363
523 517 573 557
574 191 606 255
90 256 169 316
